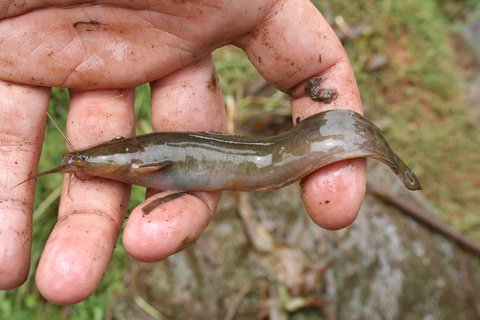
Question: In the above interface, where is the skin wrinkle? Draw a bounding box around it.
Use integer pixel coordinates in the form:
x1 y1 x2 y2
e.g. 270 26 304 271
60 26 89 87
6 171 34 191
0 206 31 261
0 198 29 212
57 210 120 228
0 1 21 19
0 119 44 190
40 31 74 87
1 1 133 20
20 232 30 249
110 6 208 46
101 30 189 86
0 133 38 149
125 11 185 44
68 18 103 87
123 15 175 52
145 9 218 64
130 25 198 77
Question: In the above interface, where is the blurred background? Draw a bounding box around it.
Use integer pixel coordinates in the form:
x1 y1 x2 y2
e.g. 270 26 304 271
2 0 480 319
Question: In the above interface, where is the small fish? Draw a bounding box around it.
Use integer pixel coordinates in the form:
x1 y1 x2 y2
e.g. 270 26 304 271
17 109 421 191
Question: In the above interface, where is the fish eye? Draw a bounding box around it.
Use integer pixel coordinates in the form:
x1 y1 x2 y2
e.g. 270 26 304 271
79 154 89 161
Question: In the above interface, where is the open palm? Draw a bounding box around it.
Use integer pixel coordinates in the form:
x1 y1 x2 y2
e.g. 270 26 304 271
0 0 365 304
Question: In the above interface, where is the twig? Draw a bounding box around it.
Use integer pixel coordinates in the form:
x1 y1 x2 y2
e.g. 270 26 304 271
235 192 276 253
459 252 480 318
367 182 480 257
224 280 255 320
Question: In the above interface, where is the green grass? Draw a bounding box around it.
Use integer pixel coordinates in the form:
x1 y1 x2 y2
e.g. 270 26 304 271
3 0 480 318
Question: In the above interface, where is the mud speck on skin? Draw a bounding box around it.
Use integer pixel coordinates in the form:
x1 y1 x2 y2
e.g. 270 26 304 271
207 72 219 92
305 76 339 103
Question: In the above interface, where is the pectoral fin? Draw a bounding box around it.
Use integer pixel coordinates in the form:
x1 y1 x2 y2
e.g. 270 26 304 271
130 161 173 175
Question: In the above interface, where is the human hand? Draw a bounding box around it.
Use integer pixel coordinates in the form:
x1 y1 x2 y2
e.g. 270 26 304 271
0 0 365 304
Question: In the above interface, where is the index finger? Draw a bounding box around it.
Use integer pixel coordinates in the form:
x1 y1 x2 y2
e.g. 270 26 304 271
236 0 365 229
